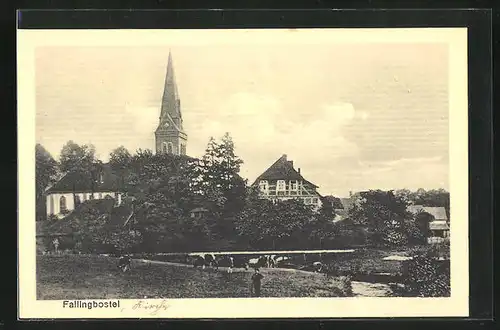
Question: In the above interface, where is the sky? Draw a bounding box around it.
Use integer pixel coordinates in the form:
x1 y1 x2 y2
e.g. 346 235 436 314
35 42 449 197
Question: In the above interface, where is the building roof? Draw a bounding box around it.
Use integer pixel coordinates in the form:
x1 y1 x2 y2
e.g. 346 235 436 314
252 154 319 188
46 163 121 194
190 207 209 213
407 205 448 221
429 220 449 231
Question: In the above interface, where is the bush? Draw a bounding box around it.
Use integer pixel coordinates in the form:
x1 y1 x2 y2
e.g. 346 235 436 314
327 276 353 297
399 244 450 297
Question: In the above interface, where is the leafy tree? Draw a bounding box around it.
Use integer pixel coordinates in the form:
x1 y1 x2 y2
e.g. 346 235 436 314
59 141 97 173
59 141 99 206
73 201 142 254
306 204 338 248
236 190 313 250
395 188 450 219
399 242 450 297
121 150 203 252
193 133 246 239
109 146 132 189
348 190 411 247
406 211 433 245
35 144 58 221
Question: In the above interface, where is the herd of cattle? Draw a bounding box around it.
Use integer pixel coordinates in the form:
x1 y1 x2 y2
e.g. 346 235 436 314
187 253 338 278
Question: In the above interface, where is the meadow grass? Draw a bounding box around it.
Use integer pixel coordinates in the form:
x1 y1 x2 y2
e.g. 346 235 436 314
36 255 352 299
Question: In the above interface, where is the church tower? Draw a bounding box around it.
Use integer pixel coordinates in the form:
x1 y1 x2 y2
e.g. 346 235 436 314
155 51 188 155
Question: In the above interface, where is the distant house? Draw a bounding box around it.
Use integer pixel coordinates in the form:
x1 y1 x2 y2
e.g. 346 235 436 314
45 164 123 218
190 207 209 220
251 154 323 210
407 205 450 243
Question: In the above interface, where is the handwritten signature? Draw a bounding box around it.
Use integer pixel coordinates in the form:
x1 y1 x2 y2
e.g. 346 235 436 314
126 299 171 315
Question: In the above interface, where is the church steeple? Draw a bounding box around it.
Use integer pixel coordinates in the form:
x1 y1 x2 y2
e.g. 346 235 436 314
155 51 188 156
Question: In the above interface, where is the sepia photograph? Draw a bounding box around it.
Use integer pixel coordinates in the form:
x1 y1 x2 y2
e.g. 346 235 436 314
18 28 469 319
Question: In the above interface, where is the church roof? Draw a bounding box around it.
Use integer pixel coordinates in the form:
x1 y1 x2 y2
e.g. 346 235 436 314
46 163 121 194
160 51 182 121
251 154 319 188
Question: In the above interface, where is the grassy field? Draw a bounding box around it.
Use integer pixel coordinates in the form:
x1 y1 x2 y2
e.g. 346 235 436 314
36 255 352 299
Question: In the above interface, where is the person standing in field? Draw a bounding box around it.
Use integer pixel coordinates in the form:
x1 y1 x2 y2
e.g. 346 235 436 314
250 268 264 297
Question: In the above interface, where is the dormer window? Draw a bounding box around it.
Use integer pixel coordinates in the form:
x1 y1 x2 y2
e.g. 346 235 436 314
259 180 269 194
277 180 286 191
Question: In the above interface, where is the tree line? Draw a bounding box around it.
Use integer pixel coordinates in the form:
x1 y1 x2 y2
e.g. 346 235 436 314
36 134 450 253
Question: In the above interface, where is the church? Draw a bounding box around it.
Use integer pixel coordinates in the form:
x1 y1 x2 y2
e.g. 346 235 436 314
154 51 188 156
45 52 187 218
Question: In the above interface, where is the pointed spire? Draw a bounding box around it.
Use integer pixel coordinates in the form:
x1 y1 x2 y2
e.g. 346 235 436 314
160 50 181 122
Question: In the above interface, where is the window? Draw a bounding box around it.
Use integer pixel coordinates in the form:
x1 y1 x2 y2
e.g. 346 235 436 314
304 198 311 204
312 198 318 204
277 180 286 191
75 195 81 206
162 142 168 153
290 180 298 191
89 194 94 200
98 193 103 199
167 142 174 154
59 196 67 212
259 180 269 194
82 194 87 202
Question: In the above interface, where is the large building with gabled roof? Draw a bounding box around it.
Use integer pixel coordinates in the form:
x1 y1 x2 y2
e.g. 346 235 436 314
251 154 323 210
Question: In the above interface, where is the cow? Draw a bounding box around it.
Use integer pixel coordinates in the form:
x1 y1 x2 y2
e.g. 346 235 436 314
192 255 206 268
312 261 323 273
204 254 219 269
117 255 132 273
273 255 291 266
268 255 276 268
247 256 267 269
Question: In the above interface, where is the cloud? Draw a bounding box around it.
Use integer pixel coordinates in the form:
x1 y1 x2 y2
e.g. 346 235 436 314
197 94 362 186
343 156 448 193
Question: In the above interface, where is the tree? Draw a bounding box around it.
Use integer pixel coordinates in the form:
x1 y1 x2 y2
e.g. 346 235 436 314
235 190 313 250
193 133 246 239
406 211 433 245
306 204 338 249
73 200 143 254
348 190 411 247
59 141 97 173
109 146 132 189
35 144 58 221
59 141 99 206
120 150 203 252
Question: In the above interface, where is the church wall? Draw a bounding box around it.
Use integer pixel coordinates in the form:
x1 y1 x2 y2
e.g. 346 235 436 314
46 191 122 217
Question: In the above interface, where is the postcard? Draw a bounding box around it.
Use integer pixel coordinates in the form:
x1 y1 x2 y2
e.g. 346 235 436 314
18 27 468 319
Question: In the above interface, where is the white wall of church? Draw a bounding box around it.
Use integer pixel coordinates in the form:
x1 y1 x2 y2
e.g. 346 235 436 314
46 191 122 216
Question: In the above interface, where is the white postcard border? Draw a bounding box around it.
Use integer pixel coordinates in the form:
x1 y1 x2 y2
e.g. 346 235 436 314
17 28 469 319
